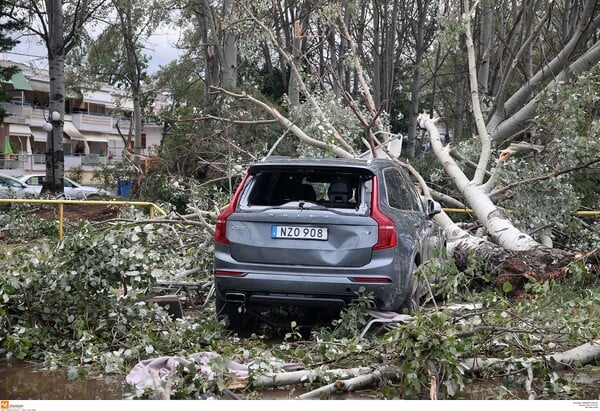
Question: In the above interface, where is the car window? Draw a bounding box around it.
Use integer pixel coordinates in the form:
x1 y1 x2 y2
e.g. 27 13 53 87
0 176 22 188
398 168 425 212
25 176 44 186
246 169 365 209
64 179 75 188
384 168 418 211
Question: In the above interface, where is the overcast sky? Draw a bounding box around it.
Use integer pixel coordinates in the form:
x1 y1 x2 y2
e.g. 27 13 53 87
3 28 183 74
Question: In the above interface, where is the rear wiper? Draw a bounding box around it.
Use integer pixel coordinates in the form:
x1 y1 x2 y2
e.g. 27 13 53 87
297 201 326 210
274 200 326 210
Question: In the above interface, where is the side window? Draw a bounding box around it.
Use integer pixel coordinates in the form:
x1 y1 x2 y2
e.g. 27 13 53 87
398 169 424 212
384 168 414 210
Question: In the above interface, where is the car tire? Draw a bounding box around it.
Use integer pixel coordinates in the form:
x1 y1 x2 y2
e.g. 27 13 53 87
215 295 249 333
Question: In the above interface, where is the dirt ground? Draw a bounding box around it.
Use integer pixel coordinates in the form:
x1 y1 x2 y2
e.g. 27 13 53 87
32 203 123 222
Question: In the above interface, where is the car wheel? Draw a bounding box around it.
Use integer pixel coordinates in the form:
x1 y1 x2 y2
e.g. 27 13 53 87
215 295 249 333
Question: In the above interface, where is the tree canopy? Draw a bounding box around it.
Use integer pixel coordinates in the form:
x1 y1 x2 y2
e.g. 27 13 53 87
0 0 599 401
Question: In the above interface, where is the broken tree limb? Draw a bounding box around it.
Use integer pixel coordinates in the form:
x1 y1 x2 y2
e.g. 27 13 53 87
297 366 399 399
461 338 600 373
490 156 600 200
463 0 492 186
419 112 542 251
430 188 467 209
235 3 356 156
214 87 354 159
228 366 373 391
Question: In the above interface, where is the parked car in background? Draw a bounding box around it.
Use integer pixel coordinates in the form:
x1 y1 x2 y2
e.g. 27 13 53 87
0 173 38 198
213 157 445 331
17 174 112 199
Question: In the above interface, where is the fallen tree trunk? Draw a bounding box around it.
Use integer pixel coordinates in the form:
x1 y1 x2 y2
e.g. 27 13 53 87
227 366 373 390
233 339 600 398
297 366 399 399
462 339 600 373
452 246 599 294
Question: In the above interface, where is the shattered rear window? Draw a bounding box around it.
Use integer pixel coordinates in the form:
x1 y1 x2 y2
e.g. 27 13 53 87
246 168 368 209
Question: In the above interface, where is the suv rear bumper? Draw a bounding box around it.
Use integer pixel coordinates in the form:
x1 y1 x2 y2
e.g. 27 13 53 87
214 247 408 311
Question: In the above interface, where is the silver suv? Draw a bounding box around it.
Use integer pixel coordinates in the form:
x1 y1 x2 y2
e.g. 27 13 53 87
214 157 444 330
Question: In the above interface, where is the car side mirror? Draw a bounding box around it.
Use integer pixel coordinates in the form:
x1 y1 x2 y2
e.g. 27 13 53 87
427 199 442 217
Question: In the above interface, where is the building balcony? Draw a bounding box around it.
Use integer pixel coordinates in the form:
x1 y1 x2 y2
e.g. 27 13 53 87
0 152 123 175
0 102 33 122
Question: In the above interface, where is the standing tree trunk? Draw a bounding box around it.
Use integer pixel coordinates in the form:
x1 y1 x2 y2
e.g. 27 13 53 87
406 0 428 158
288 20 303 106
42 0 65 195
476 0 494 94
222 0 238 89
114 0 144 152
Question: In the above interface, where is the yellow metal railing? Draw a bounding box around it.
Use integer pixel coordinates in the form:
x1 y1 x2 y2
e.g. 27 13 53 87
0 199 167 240
443 208 600 216
1 200 596 241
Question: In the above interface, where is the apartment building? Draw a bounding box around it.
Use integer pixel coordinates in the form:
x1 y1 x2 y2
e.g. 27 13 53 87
0 59 163 178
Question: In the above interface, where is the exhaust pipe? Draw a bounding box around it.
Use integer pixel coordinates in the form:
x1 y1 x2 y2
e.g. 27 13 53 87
225 292 246 303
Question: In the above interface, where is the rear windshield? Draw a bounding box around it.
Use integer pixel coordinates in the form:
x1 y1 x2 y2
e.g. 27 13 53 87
244 168 370 209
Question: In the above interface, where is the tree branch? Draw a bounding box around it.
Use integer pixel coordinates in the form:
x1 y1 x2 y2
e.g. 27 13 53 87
236 1 356 155
463 0 492 185
490 157 600 200
213 87 354 159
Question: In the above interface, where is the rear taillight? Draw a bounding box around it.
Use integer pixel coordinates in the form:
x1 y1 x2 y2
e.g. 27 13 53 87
214 174 249 245
349 276 392 283
215 270 246 277
370 175 397 250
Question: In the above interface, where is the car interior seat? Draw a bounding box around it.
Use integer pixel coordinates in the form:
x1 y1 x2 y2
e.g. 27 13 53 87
299 184 317 202
328 181 352 203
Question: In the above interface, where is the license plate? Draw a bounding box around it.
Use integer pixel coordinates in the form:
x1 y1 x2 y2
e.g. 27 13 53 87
271 225 328 240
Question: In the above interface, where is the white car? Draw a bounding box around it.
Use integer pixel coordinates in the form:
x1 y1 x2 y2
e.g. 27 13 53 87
17 174 112 199
0 173 38 198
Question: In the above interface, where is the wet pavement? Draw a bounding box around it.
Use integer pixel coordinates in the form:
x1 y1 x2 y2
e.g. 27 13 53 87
0 361 131 400
1 359 598 400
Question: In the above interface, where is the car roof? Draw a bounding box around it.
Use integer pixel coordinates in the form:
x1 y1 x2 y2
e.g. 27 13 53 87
248 156 397 174
19 173 76 182
0 173 21 180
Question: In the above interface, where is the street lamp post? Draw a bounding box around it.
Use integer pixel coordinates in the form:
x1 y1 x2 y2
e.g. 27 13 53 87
43 110 61 193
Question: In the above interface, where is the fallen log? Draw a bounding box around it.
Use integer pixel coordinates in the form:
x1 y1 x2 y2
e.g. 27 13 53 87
461 338 600 373
227 366 373 390
297 366 399 399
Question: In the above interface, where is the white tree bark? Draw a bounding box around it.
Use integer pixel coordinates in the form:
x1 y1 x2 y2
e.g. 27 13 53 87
419 113 541 251
490 40 600 142
462 339 600 373
297 366 395 399
487 0 600 140
227 366 373 390
463 0 491 185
